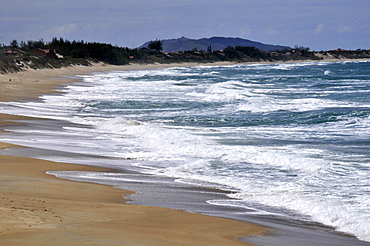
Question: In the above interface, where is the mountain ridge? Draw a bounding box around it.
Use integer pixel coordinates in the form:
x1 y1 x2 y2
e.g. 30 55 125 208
140 37 292 53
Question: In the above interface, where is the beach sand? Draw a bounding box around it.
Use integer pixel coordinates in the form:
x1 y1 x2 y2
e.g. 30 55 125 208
0 62 267 245
2 60 370 246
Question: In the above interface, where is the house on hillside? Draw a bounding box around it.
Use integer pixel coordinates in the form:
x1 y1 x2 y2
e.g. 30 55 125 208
1 48 24 56
29 48 63 59
329 48 348 52
139 47 149 53
268 51 280 57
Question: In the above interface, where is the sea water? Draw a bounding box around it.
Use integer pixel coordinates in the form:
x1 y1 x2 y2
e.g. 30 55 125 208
1 61 370 241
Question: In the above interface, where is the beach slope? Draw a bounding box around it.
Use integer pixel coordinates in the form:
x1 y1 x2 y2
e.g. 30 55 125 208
0 64 266 245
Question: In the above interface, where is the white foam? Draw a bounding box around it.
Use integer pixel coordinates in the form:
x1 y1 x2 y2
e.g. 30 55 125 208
2 63 370 242
231 187 370 242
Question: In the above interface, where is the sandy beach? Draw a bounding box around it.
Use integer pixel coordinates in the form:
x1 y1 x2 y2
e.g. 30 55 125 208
0 62 267 245
2 60 370 246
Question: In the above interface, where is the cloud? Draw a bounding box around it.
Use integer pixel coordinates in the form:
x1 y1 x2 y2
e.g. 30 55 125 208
315 24 325 34
0 17 32 21
239 24 252 36
43 24 78 37
337 25 354 33
266 28 280 35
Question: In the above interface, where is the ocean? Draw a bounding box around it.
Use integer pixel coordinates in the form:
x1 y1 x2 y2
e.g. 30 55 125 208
1 61 370 242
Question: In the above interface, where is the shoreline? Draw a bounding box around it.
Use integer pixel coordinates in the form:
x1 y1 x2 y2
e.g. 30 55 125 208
1 57 369 103
1 60 370 245
1 58 369 103
0 62 267 245
0 140 266 245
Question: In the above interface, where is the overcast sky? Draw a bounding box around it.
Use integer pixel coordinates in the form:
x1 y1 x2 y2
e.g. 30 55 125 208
1 0 369 51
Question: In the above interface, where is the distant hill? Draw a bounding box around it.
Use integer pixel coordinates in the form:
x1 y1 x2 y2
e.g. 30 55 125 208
140 37 292 53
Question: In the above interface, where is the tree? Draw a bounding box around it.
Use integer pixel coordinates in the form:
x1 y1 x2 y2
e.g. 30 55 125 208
294 45 310 55
10 39 19 49
224 46 243 59
20 39 46 51
148 39 163 52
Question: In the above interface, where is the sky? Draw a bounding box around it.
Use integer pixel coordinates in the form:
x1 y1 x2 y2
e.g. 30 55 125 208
1 0 369 51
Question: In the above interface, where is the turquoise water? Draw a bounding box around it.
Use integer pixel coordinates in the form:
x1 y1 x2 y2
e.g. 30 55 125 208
1 61 370 241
